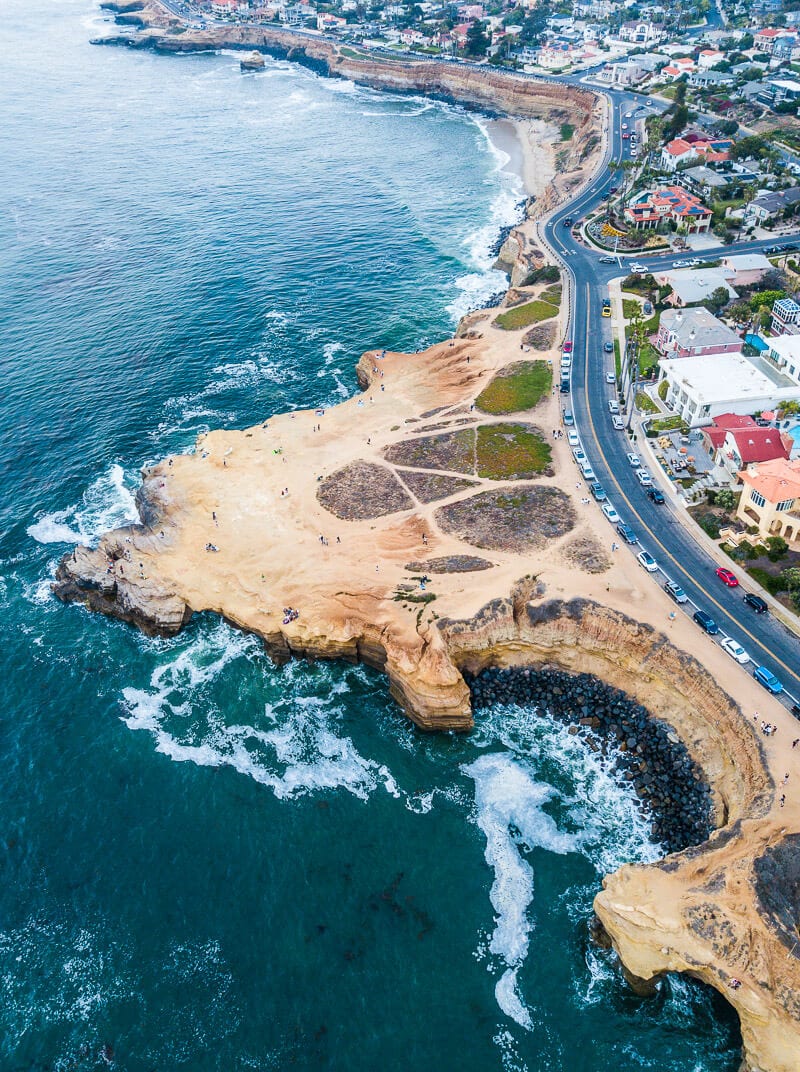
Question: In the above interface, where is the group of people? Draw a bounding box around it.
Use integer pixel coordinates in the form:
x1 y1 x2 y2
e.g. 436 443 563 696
759 719 777 737
282 607 299 625
551 429 564 440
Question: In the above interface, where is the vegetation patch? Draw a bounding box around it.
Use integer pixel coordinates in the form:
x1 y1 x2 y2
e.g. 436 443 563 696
476 423 553 479
317 461 413 519
475 361 552 415
397 470 478 503
435 485 576 553
540 283 563 305
523 322 558 350
560 123 575 141
521 264 561 287
562 533 611 574
404 555 494 573
647 414 687 435
383 429 475 474
494 300 558 331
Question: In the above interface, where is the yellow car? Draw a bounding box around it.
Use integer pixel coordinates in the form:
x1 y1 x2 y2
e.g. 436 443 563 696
602 306 612 317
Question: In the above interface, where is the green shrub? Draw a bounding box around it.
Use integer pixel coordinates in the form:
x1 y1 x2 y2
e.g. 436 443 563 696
657 379 668 401
766 535 789 562
747 566 786 595
475 361 552 414
494 301 558 331
521 265 560 286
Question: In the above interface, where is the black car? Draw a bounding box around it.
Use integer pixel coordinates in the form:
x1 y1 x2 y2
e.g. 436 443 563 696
693 609 719 635
599 255 615 264
743 592 768 614
647 487 665 504
560 380 570 393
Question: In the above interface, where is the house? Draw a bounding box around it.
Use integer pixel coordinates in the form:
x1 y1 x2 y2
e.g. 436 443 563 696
708 421 792 480
736 457 800 545
745 188 800 222
771 297 800 336
659 134 733 172
763 335 800 388
720 253 773 287
689 69 735 88
654 307 743 358
677 165 734 200
317 12 346 29
661 59 695 80
754 27 783 53
658 268 738 307
658 352 800 427
283 1 313 23
702 412 763 452
211 0 238 14
698 48 724 68
624 186 712 233
619 20 664 44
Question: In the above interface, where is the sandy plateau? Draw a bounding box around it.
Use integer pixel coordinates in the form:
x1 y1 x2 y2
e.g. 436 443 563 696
57 27 800 1072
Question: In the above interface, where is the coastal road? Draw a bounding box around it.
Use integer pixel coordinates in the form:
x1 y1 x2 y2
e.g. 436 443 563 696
543 89 800 704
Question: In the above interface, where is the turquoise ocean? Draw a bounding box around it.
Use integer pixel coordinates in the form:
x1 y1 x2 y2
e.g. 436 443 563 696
1 1 742 1068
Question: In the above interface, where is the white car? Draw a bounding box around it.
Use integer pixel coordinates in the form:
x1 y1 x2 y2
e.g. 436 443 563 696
561 355 572 369
626 451 641 467
637 550 658 572
608 399 620 414
573 447 587 465
672 259 688 268
625 111 632 118
621 122 628 130
602 502 621 524
636 469 653 487
629 262 646 272
606 372 616 383
721 637 751 664
612 415 625 430
631 150 638 158
567 430 581 447
582 464 596 482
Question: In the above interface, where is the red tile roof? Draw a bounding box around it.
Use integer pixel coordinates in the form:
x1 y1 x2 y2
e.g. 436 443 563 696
727 428 792 465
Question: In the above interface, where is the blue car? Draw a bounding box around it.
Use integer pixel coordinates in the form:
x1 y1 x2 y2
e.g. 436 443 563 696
753 666 783 695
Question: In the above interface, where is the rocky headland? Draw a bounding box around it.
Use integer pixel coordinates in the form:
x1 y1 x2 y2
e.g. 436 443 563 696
54 17 800 1072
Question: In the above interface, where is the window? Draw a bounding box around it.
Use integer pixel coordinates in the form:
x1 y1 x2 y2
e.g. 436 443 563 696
777 499 795 511
750 489 766 508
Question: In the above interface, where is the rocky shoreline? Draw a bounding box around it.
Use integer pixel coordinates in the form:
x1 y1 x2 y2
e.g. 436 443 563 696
468 666 713 855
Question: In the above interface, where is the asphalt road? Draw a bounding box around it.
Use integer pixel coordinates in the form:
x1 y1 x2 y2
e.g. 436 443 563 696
543 89 800 706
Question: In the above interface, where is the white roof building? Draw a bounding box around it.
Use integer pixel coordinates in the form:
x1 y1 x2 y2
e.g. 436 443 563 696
658 352 800 427
764 334 800 387
655 267 738 307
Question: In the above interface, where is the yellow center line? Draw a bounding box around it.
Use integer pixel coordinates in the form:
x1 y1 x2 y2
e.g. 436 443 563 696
579 282 800 688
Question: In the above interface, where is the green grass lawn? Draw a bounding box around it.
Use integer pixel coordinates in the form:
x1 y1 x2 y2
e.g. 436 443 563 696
622 298 641 320
560 123 574 141
635 391 659 414
475 361 553 414
638 341 660 375
648 414 687 434
539 283 563 305
476 424 552 479
494 300 558 331
614 338 621 382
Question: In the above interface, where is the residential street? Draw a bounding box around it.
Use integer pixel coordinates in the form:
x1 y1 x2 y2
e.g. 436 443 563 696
543 86 800 703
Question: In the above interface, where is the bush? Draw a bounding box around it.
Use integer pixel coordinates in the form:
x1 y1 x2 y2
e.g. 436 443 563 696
494 300 558 331
698 513 723 539
747 566 786 595
714 488 737 511
521 265 560 286
766 535 789 562
658 379 668 401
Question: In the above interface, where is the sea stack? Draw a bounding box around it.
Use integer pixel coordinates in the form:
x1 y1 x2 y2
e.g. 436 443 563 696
240 51 265 72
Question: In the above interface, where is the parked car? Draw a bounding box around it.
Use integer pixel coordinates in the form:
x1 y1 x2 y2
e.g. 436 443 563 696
608 400 620 414
573 447 586 464
618 522 638 544
663 579 687 603
563 410 575 426
643 301 653 315
743 592 768 614
715 566 739 588
721 637 750 665
604 342 614 353
646 487 665 504
602 305 612 317
692 609 719 635
561 355 572 369
602 503 621 524
753 665 783 694
636 469 653 487
582 464 596 482
637 549 657 571
626 452 641 467
622 132 630 140
612 416 625 430
560 380 570 394
606 371 616 383
563 340 573 353
591 482 607 502
567 430 580 447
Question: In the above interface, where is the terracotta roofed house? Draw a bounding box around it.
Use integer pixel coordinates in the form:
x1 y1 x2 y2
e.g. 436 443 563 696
624 185 712 232
736 457 800 546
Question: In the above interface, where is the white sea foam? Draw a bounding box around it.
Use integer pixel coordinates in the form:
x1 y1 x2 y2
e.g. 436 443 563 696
27 463 138 547
463 752 578 1029
120 624 401 802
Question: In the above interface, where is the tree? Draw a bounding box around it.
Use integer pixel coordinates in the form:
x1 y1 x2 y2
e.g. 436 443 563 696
706 286 732 314
465 19 489 55
748 289 786 312
714 488 737 510
766 536 789 561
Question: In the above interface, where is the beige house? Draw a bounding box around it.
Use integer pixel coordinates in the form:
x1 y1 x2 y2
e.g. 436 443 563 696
736 458 800 545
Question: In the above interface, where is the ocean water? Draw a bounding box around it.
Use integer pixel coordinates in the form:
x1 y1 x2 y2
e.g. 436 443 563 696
0 1 743 1069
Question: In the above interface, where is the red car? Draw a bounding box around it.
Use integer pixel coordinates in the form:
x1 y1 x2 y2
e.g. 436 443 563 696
562 341 573 353
622 132 630 140
716 567 739 587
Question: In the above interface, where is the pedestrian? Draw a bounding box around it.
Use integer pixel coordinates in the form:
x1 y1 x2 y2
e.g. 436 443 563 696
781 795 786 808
